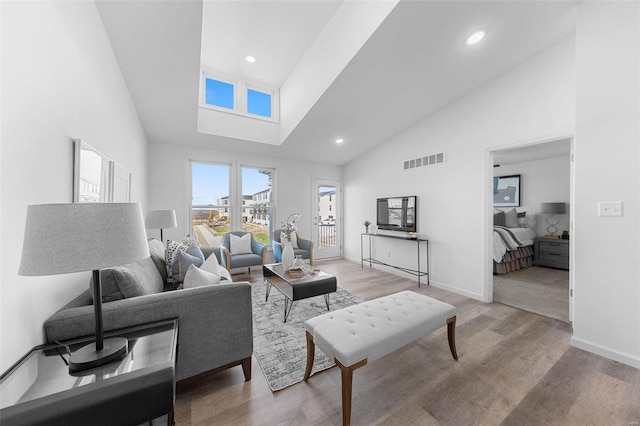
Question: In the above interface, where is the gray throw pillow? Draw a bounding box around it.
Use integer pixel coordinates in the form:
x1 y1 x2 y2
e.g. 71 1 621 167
493 211 506 227
147 238 167 283
504 208 519 228
91 257 164 303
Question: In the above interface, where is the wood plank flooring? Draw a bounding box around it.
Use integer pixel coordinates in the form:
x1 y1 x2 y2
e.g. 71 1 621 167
174 259 640 425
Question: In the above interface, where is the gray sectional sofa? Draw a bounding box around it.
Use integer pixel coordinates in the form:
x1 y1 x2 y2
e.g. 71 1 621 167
43 239 253 382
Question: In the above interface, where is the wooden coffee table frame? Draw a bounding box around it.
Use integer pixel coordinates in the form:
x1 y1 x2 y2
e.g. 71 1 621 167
263 263 337 322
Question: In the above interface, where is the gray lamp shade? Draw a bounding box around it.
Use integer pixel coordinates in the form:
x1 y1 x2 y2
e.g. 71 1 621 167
540 202 566 215
145 209 177 229
19 203 150 276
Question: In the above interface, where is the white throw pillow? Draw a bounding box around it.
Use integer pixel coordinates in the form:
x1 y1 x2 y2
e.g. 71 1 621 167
230 233 252 254
280 231 299 249
183 264 221 289
200 251 221 281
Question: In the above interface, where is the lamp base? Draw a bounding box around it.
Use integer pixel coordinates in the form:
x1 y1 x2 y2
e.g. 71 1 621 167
69 337 128 372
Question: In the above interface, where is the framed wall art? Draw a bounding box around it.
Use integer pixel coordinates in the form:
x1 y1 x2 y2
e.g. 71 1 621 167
73 139 131 203
493 174 520 207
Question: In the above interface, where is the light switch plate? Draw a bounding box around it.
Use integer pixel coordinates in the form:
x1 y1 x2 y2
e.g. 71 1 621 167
598 201 623 217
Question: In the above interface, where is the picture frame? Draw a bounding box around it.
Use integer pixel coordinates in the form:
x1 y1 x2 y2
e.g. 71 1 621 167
493 174 520 207
73 139 131 203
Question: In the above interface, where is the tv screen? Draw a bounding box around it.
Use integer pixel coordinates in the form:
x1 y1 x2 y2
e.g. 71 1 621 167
376 196 416 232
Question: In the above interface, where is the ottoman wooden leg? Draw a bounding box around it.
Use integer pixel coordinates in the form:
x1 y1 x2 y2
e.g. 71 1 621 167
446 316 458 360
304 331 315 381
335 358 367 426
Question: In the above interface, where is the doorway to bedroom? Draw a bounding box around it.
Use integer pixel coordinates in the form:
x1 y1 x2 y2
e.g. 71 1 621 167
490 138 573 323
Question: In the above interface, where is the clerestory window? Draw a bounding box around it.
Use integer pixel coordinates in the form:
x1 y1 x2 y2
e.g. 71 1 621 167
201 70 279 122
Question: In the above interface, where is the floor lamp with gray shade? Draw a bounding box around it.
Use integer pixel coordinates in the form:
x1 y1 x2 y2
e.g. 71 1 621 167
145 209 177 242
18 203 149 372
540 202 566 238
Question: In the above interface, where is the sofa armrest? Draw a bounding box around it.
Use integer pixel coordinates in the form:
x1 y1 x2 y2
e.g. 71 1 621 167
44 283 253 381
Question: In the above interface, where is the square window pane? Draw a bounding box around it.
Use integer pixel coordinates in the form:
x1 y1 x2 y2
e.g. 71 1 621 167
192 162 230 247
242 167 273 244
205 78 234 109
247 89 271 118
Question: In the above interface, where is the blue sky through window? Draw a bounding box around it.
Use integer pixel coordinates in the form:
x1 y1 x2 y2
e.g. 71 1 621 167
247 89 271 118
242 167 271 196
192 163 229 205
205 78 234 109
192 163 271 205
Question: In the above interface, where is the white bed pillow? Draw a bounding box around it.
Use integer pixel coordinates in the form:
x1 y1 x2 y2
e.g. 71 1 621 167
183 264 221 288
230 233 252 254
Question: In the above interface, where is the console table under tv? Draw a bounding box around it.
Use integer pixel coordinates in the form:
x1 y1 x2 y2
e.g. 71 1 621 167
360 233 429 287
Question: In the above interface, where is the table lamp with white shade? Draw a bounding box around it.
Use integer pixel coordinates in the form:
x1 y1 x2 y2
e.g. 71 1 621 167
18 203 149 372
145 209 177 242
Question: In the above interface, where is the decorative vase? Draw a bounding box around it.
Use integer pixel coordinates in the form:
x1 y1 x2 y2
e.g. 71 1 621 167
282 241 295 270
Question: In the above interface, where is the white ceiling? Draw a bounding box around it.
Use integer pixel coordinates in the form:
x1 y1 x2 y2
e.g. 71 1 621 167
200 1 342 88
96 1 579 166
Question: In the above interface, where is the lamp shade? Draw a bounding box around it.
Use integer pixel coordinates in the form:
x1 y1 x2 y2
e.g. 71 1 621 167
540 202 566 215
145 209 177 229
19 203 149 276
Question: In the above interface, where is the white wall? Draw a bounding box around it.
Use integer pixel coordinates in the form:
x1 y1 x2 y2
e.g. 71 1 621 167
148 142 342 246
571 1 640 368
494 156 571 237
0 1 148 371
344 36 575 300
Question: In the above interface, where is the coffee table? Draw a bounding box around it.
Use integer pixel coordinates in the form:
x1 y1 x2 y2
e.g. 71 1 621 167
263 263 337 322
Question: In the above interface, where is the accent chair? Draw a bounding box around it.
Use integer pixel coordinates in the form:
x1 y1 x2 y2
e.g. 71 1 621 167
272 229 314 265
221 231 266 272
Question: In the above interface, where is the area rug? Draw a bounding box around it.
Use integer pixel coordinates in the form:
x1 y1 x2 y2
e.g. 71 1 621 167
251 280 363 391
493 266 569 322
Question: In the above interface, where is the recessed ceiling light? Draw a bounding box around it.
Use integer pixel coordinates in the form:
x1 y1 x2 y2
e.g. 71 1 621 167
465 29 486 46
335 138 344 144
245 55 256 63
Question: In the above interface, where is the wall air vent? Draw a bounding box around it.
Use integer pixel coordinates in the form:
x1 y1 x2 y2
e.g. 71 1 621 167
404 152 445 170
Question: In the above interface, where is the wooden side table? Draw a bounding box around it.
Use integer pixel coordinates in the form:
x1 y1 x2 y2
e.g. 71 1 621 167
534 237 569 270
0 319 178 425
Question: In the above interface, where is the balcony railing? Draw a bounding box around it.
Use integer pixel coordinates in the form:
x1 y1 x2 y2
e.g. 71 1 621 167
318 224 336 248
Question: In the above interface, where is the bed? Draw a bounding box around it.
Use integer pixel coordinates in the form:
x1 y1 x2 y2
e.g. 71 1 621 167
493 225 536 274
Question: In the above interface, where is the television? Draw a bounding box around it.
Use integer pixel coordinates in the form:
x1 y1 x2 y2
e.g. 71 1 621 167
376 196 417 232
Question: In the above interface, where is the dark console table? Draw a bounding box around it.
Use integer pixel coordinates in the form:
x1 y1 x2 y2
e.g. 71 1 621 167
360 233 429 287
0 319 178 426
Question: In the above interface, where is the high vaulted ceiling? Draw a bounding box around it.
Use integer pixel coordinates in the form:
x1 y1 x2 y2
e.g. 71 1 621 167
96 1 578 166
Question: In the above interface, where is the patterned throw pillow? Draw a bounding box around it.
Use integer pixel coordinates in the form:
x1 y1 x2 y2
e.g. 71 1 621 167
165 235 204 284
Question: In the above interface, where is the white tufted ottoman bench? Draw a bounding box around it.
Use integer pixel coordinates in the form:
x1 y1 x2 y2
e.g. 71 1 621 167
303 291 458 425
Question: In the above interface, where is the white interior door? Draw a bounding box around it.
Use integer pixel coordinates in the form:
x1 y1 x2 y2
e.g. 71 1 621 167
312 178 342 260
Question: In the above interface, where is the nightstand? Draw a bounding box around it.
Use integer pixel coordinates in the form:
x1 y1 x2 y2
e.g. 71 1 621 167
0 319 178 425
534 238 569 270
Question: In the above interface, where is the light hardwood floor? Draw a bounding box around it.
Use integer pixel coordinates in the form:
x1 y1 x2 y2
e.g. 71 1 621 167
175 259 640 425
